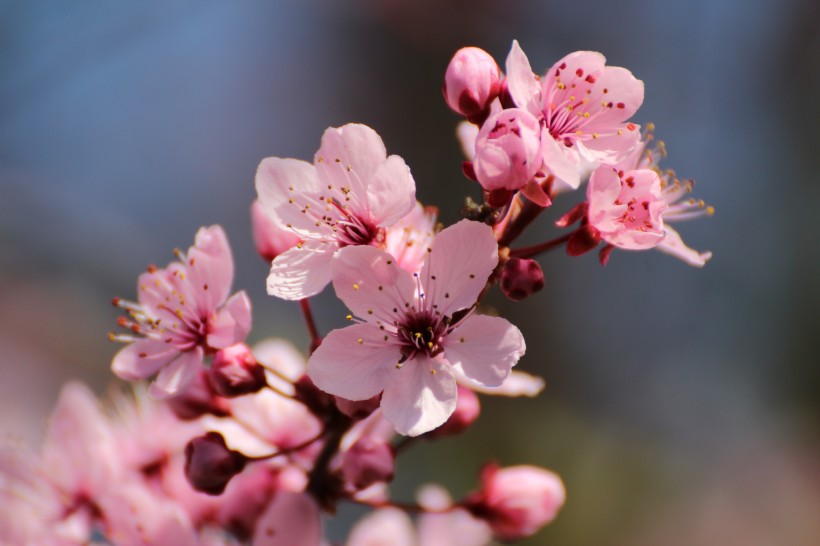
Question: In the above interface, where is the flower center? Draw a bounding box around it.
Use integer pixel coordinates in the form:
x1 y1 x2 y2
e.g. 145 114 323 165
336 213 385 247
397 310 447 362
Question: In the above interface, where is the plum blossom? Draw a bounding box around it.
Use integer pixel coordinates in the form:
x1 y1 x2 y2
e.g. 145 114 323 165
587 166 668 250
307 219 526 436
473 107 543 194
505 40 644 190
256 123 416 300
384 201 438 274
616 133 713 266
110 226 252 398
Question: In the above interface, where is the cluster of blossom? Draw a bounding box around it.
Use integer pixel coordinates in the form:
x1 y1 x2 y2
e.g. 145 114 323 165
1 40 711 545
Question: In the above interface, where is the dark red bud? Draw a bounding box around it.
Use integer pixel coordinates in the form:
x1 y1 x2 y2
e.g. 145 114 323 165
184 432 247 495
335 394 381 420
293 374 336 417
566 224 601 256
462 161 478 181
486 188 514 208
500 258 545 302
208 343 267 398
499 79 517 109
341 436 395 491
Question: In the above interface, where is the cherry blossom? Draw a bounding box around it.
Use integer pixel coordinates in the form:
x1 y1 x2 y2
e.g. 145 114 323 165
307 219 526 436
256 123 416 300
110 225 252 398
505 40 644 190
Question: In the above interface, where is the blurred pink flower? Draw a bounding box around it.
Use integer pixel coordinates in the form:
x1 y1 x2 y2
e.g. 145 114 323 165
110 225 252 398
256 124 416 300
307 220 525 436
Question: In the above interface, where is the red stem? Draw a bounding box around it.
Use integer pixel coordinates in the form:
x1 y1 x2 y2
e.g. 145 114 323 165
299 299 322 354
508 233 572 259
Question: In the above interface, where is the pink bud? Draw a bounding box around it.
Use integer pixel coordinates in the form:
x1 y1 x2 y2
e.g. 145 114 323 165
184 432 248 495
428 385 480 438
500 258 545 302
341 436 395 491
167 369 231 420
465 463 566 542
251 200 300 262
474 108 542 192
208 343 267 397
443 47 501 119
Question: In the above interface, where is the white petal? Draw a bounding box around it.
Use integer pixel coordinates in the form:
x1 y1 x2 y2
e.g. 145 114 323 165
366 155 416 227
267 239 335 300
347 508 416 546
466 370 545 397
656 225 712 267
444 315 524 388
381 357 457 436
505 40 542 116
255 157 326 238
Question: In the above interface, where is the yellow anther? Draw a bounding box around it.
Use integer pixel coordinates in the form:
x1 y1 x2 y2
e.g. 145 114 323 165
592 133 598 139
353 283 359 290
357 338 363 344
346 314 353 321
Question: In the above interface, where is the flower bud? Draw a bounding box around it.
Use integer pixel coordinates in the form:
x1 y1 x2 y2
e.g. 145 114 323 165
428 385 480 438
465 463 566 542
184 432 248 495
341 436 395 491
474 108 542 192
500 258 545 302
251 200 300 262
208 343 267 397
293 374 336 417
443 47 501 120
167 369 231 420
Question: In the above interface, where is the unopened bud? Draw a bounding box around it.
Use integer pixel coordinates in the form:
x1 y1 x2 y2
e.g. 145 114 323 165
251 200 301 262
567 223 601 256
184 432 247 495
293 374 336 417
167 370 231 420
443 47 501 121
341 436 395 491
500 258 545 302
474 108 542 193
208 343 267 397
465 463 566 542
429 385 480 438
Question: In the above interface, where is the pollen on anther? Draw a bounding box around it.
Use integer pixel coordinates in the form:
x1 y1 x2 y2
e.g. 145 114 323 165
367 310 373 315
353 283 360 290
357 338 363 344
346 314 353 321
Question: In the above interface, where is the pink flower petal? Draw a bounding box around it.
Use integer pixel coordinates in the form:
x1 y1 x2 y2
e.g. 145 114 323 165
656 225 712 267
112 339 180 381
420 220 498 316
583 65 644 126
255 157 325 238
332 245 416 322
315 124 387 213
207 291 252 349
149 347 203 399
266 239 336 300
381 357 457 436
457 121 479 161
185 225 234 313
307 323 400 401
366 154 416 227
252 492 322 546
444 315 525 388
505 40 542 117
347 508 416 546
580 124 642 163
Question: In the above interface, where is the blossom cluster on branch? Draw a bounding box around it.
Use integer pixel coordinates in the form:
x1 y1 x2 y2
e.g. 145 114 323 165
1 40 711 545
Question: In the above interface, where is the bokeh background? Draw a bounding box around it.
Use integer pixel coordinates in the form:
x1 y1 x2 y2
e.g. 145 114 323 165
2 1 819 544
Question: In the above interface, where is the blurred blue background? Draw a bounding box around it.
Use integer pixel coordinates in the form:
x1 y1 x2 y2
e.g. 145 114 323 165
2 0 819 544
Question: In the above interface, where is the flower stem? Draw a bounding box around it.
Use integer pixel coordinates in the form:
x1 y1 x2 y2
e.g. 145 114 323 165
300 298 322 354
509 233 572 259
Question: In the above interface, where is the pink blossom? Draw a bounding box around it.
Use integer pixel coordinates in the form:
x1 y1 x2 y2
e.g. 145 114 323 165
443 47 502 120
473 108 542 192
505 40 644 190
615 134 713 266
256 124 416 300
465 464 566 542
111 225 252 398
587 166 667 250
307 220 526 436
